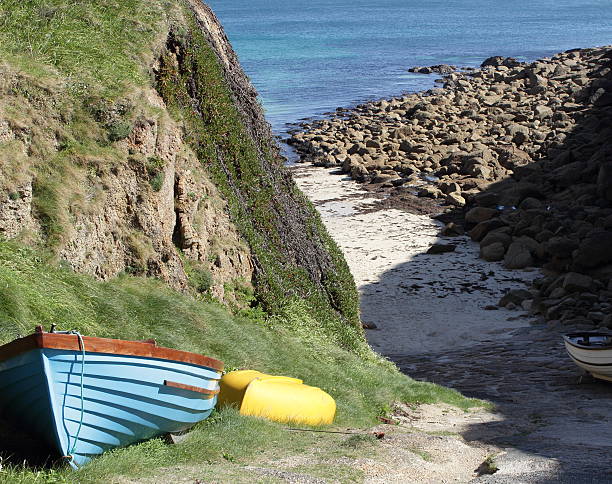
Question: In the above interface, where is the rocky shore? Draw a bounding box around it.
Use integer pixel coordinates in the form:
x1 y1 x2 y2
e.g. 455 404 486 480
289 46 612 331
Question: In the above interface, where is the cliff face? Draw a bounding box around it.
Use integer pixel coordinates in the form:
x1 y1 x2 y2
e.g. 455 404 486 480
0 0 359 335
0 51 252 300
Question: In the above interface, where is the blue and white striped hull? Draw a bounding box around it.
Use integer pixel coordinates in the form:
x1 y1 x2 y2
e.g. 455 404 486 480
0 348 221 467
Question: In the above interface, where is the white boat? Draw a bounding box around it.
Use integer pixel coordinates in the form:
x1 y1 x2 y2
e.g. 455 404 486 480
563 332 612 382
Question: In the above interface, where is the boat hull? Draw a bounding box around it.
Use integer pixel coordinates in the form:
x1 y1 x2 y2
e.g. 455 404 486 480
563 333 612 382
0 342 221 467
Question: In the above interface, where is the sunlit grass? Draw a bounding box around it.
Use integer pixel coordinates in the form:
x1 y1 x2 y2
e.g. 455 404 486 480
0 0 167 95
0 242 480 482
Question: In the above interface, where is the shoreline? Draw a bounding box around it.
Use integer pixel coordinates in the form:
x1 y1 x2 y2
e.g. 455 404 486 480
289 83 612 480
289 45 612 333
291 164 537 356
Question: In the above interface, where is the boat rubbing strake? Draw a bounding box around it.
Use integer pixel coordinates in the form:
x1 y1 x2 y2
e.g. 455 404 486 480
563 332 612 382
0 326 223 468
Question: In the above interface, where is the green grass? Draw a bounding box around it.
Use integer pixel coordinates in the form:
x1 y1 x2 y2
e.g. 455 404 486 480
0 242 479 482
0 0 167 96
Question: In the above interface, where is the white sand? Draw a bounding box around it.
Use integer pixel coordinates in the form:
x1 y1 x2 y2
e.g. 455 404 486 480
292 165 537 357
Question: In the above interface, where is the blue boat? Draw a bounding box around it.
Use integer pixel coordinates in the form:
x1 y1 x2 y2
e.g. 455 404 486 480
0 326 223 468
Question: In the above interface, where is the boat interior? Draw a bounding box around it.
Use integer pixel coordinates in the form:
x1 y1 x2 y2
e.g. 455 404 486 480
565 332 612 349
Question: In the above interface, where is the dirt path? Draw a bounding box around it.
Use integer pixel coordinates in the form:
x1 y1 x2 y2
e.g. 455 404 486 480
292 165 612 484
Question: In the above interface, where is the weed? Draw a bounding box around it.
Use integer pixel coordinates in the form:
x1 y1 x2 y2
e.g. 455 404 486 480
475 454 499 475
341 433 377 448
107 121 132 142
148 172 164 192
408 446 433 462
189 266 213 293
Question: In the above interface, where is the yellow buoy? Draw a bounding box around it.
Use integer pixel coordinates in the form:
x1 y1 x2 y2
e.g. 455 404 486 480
218 370 336 426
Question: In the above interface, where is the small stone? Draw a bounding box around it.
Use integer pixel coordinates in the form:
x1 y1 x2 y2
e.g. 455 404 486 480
362 321 378 329
427 243 457 254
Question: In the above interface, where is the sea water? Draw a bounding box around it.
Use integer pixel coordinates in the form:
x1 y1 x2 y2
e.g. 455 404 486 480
206 0 612 135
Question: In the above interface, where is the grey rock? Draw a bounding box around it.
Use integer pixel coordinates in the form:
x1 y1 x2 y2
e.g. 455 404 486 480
572 230 612 271
562 272 593 293
503 241 534 269
480 241 506 261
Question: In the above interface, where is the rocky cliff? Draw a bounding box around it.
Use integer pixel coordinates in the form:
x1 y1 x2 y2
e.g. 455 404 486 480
0 0 359 337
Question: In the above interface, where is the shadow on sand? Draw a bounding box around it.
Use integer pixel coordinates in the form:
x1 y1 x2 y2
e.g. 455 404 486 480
362 50 612 482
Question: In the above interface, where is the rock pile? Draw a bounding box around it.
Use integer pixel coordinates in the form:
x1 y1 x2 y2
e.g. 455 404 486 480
289 46 612 329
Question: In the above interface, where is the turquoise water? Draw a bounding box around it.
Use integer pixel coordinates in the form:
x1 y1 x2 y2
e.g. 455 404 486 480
206 0 612 133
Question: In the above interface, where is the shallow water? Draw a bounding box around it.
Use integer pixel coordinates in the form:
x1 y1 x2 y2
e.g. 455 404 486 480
206 0 612 134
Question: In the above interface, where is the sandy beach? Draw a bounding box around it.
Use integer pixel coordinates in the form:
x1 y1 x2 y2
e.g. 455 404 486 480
292 163 612 483
292 165 536 356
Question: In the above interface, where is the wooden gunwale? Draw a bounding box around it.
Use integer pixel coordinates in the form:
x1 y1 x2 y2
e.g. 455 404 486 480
0 332 224 371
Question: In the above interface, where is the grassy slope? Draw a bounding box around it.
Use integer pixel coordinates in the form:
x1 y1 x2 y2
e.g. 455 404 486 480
0 1 479 481
0 242 477 482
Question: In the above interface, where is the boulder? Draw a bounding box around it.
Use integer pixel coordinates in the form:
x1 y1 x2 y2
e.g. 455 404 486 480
480 230 512 249
418 186 442 198
465 207 498 224
503 241 534 269
350 163 369 182
480 241 506 261
545 236 578 259
562 272 593 293
572 231 612 271
494 147 532 169
534 105 553 119
446 192 466 207
481 56 521 68
597 162 612 202
469 219 507 241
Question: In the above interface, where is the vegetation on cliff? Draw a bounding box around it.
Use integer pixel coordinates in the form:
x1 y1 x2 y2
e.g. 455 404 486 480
0 0 359 349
